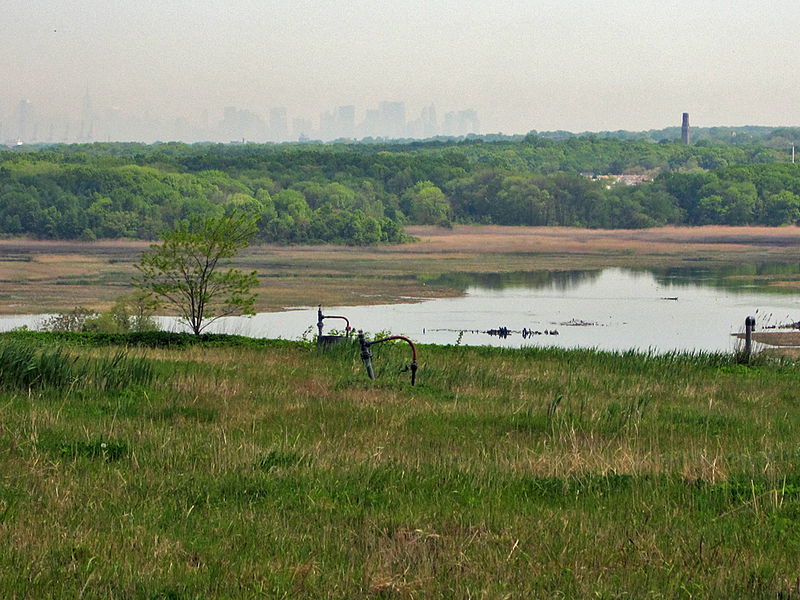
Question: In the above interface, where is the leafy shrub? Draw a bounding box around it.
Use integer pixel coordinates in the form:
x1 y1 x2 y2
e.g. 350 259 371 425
39 307 96 333
40 294 158 335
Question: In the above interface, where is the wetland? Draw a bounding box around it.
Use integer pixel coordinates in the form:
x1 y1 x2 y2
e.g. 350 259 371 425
2 226 800 352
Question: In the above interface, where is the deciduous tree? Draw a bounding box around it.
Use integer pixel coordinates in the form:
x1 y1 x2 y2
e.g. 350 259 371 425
134 214 259 335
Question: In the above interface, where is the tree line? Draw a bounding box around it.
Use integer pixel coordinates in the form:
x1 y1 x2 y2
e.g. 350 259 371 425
1 136 799 244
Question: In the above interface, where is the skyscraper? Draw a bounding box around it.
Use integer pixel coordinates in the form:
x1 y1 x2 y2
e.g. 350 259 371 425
81 87 94 142
379 101 406 139
337 105 355 139
420 105 438 138
362 109 380 138
269 107 288 142
292 117 313 141
319 110 336 140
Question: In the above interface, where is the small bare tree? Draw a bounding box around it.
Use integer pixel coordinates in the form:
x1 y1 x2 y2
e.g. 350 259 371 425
135 214 259 335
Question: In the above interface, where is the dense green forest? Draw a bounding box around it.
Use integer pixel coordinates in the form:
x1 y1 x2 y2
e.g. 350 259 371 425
1 134 799 243
533 124 800 148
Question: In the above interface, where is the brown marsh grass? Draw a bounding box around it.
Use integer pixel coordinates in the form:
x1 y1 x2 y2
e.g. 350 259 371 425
2 225 800 314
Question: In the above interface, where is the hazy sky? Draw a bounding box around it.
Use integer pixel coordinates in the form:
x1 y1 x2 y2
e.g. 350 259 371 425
4 0 799 134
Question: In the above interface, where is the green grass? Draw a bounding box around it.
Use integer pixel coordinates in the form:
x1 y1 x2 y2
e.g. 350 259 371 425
1 332 800 597
0 340 154 392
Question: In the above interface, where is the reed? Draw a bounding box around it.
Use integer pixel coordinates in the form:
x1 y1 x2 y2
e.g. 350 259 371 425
0 340 154 392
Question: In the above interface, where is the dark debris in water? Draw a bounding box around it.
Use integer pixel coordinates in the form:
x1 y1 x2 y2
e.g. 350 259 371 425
558 319 601 327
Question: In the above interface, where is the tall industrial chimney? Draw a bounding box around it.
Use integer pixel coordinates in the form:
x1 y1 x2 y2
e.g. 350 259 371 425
681 112 691 145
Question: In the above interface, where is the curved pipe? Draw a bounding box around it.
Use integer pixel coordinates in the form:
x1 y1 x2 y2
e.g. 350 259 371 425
324 315 351 332
317 306 352 338
365 335 417 363
357 330 418 385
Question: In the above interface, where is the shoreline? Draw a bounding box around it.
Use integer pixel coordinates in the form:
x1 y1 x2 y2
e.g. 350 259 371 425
2 225 800 315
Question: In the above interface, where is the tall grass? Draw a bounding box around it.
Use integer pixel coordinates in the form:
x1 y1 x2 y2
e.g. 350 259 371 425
0 343 75 389
88 348 155 391
1 335 800 597
0 340 154 391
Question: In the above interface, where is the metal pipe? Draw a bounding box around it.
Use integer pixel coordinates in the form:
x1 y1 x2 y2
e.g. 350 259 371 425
357 330 375 379
365 335 417 363
744 315 755 362
323 315 351 335
359 332 418 385
318 306 352 337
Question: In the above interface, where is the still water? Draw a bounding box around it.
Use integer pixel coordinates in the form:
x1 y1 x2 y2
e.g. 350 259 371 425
4 266 800 353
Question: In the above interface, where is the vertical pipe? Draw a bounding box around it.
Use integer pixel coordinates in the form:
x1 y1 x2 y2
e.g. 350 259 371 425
744 316 755 362
358 330 375 379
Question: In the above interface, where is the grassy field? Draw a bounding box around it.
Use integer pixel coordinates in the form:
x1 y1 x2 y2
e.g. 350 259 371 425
2 225 800 314
2 332 800 598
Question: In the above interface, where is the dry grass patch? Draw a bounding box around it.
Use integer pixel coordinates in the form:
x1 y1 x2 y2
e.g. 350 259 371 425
406 224 800 255
4 226 800 313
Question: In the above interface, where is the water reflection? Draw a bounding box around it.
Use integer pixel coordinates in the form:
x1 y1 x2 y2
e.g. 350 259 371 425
421 262 800 296
420 269 603 292
243 266 800 353
350 266 800 352
3 264 800 353
647 263 800 294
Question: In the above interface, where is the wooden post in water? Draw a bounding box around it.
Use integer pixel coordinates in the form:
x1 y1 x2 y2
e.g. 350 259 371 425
744 316 756 362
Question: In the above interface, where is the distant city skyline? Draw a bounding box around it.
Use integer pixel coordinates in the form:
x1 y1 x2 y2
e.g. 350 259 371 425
4 1 800 142
4 92 797 147
0 93 481 144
